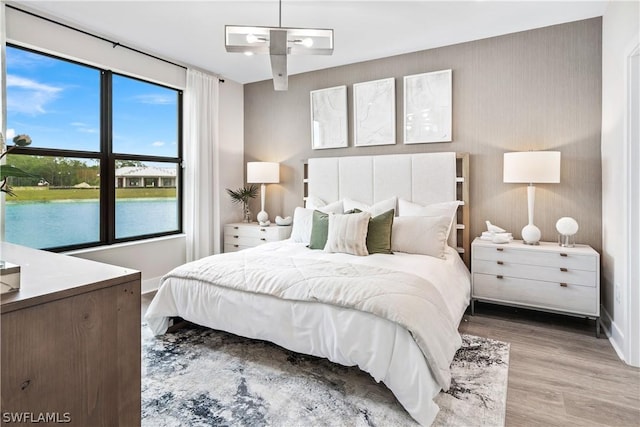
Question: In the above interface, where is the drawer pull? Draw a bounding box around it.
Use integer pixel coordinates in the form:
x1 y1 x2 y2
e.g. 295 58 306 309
233 235 239 238
497 261 504 265
260 238 266 241
260 228 266 232
560 267 568 272
560 283 568 287
496 275 503 279
233 226 239 230
234 244 239 248
560 253 568 257
496 248 504 252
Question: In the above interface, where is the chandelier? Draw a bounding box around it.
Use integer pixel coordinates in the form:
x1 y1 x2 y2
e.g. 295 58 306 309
225 0 334 90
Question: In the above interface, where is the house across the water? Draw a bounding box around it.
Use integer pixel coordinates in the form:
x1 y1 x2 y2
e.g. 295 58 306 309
115 167 176 188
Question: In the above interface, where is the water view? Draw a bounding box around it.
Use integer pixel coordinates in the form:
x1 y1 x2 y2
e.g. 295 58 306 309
5 198 178 249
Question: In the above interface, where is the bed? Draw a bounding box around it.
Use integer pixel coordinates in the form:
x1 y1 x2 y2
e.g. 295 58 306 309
145 152 471 426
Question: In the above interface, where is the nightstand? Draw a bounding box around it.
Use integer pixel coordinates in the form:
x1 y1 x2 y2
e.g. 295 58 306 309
223 223 292 253
471 238 601 337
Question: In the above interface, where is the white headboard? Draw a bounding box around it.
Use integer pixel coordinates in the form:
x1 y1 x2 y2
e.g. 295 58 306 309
305 152 470 267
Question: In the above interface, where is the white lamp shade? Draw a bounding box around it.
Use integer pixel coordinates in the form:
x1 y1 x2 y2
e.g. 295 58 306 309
247 162 280 184
503 151 561 183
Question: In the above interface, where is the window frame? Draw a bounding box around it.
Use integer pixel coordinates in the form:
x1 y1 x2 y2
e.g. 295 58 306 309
5 44 183 252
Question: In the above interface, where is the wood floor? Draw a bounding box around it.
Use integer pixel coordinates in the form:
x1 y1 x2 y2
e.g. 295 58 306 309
460 303 640 427
142 294 639 426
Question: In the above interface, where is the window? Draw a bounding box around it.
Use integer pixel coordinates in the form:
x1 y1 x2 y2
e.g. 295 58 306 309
4 45 182 251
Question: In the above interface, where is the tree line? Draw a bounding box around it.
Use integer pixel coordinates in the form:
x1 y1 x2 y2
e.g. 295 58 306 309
5 156 144 187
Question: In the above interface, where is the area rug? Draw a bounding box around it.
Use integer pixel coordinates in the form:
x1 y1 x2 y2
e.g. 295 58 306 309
142 324 509 427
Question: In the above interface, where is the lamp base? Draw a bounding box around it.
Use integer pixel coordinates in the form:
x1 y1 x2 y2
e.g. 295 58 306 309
257 210 269 226
522 224 541 245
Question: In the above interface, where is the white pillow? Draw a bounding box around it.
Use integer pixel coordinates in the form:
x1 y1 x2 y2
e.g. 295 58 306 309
391 215 451 259
290 207 314 244
343 196 397 217
305 196 344 214
324 211 371 256
398 199 460 247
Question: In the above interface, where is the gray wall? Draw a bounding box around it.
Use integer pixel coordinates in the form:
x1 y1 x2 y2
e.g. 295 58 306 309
244 18 602 253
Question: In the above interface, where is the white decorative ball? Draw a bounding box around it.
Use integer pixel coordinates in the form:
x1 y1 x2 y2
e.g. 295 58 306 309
521 224 541 245
556 217 579 236
256 210 269 224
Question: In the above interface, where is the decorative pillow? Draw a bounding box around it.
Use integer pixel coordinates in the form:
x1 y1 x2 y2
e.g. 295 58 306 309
343 197 397 217
305 196 344 214
290 207 314 244
398 199 460 247
324 211 371 256
309 210 330 249
366 209 395 255
391 215 451 259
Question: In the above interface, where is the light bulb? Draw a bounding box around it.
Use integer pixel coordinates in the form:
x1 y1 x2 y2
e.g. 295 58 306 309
246 34 259 43
244 51 254 56
301 38 313 48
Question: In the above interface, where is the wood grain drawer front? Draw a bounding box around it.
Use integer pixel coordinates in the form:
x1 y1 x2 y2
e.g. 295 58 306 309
473 273 598 316
473 246 596 271
473 259 596 287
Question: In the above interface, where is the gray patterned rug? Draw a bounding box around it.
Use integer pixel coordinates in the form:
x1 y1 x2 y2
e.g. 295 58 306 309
142 324 509 427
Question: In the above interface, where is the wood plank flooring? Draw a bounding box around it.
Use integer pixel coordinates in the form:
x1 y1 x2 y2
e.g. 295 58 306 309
142 294 639 426
460 303 640 427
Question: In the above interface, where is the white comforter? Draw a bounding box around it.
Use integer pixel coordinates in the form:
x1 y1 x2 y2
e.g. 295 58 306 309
145 241 470 426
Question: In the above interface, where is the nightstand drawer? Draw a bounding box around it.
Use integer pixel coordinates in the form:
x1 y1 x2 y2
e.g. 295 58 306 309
473 273 598 316
473 259 596 287
473 246 596 271
224 225 279 239
224 243 252 253
224 235 270 246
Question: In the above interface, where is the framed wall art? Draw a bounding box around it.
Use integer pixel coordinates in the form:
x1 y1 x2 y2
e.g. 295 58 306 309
310 85 348 149
353 77 396 147
403 69 452 144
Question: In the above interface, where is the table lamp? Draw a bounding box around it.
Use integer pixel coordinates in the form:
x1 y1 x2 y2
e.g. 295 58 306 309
247 162 280 226
503 151 561 245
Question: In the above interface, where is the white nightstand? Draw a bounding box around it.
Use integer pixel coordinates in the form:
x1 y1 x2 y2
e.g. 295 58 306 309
471 238 601 337
223 222 292 253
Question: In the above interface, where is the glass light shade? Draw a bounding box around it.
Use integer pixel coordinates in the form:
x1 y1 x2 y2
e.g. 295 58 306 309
503 151 561 183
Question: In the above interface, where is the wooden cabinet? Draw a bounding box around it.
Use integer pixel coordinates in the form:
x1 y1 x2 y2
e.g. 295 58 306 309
1 242 141 426
223 223 292 253
471 238 600 336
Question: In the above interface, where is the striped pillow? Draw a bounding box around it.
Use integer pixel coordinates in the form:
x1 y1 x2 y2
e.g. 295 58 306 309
324 211 371 256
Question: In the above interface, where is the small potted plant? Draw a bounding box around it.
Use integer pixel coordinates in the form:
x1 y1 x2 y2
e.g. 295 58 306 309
226 184 259 223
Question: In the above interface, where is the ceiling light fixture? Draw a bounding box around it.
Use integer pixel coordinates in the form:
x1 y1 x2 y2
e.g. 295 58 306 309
225 0 334 91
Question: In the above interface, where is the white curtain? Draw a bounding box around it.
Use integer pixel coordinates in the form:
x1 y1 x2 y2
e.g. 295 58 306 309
183 69 220 261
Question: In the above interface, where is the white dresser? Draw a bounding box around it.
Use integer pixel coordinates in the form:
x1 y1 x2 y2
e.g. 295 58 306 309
223 223 292 253
471 238 600 336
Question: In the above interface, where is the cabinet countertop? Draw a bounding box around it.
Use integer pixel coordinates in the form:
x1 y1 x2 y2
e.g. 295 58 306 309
1 242 140 314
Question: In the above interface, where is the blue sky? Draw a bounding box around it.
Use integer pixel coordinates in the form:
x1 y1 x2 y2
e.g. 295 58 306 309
6 46 178 158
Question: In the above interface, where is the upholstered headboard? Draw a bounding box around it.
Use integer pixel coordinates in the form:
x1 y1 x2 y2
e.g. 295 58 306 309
305 152 470 267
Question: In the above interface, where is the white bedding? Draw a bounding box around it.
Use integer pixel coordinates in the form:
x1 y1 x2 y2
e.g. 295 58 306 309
145 240 470 426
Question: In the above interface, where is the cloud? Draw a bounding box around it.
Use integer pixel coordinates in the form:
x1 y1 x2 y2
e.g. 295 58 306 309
151 141 166 147
6 75 62 115
133 94 174 105
70 121 98 134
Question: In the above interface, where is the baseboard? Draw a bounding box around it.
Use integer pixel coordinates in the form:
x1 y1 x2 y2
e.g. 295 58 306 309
142 276 162 295
600 305 626 363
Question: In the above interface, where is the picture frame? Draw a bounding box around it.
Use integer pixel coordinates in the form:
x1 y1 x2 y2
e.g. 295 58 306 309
403 69 452 144
310 85 348 150
353 77 396 147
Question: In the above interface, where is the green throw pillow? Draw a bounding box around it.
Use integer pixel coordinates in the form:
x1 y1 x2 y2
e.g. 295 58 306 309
309 210 330 249
366 209 395 254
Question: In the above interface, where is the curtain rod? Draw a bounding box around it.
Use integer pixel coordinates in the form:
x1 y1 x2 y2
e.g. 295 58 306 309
6 4 225 83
